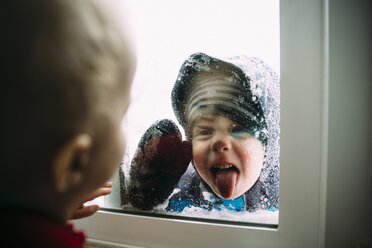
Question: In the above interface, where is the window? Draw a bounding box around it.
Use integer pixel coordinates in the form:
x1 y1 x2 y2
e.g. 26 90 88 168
99 0 281 226
73 0 328 246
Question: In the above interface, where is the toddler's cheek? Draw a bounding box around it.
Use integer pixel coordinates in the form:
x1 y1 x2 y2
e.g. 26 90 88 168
192 151 205 167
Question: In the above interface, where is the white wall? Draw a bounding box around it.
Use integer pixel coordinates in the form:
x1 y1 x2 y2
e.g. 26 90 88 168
326 0 372 246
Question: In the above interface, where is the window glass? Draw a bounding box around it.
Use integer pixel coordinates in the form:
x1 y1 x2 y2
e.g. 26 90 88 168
92 0 280 226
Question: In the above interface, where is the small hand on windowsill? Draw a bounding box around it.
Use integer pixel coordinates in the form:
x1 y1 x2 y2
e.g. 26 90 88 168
71 181 112 220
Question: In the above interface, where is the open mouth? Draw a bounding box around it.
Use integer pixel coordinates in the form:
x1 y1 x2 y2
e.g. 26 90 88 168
211 164 238 175
211 164 239 199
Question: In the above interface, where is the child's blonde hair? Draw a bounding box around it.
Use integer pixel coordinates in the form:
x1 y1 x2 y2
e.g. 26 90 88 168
1 0 135 188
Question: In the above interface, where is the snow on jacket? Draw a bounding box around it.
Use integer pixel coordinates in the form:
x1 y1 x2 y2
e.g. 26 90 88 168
167 165 277 213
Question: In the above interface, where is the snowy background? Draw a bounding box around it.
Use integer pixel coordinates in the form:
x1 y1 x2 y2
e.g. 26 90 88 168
93 0 280 225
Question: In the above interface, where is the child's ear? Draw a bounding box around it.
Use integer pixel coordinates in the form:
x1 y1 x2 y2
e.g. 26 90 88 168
53 134 92 193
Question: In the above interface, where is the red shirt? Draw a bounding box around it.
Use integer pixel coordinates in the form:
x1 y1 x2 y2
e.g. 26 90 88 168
0 209 86 248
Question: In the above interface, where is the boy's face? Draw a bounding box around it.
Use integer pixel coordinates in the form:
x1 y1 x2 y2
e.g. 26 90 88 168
191 115 264 200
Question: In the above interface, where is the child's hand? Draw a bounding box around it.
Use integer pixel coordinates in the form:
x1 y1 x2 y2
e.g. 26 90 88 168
127 119 192 210
70 181 112 220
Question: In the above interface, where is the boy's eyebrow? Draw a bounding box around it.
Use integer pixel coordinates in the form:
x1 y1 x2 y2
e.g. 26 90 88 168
196 115 216 123
194 124 212 129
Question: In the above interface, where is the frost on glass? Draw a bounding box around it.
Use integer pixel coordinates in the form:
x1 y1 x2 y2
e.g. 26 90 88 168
117 54 280 225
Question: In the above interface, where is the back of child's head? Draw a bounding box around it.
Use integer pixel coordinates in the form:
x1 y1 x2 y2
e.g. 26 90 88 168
1 0 135 200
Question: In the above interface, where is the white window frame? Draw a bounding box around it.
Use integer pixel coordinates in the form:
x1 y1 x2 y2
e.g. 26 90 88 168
73 0 329 247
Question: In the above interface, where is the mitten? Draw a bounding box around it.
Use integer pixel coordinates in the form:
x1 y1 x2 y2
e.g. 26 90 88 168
126 119 192 210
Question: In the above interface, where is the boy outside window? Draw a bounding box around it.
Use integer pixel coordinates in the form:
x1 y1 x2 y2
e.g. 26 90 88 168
125 53 279 213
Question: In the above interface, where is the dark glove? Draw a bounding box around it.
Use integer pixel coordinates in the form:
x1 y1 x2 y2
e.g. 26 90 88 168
126 119 192 210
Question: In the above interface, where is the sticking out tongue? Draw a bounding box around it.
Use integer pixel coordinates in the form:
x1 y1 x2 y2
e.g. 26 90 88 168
214 169 238 199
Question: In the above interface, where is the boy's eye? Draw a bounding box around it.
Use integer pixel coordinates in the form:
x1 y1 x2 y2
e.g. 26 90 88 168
230 124 250 138
199 129 212 135
195 128 213 136
231 123 244 132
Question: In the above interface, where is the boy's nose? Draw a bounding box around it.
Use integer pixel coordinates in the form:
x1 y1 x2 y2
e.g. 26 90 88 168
211 135 232 152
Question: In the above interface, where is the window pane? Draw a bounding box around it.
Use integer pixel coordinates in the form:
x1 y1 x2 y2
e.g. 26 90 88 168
95 0 279 226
